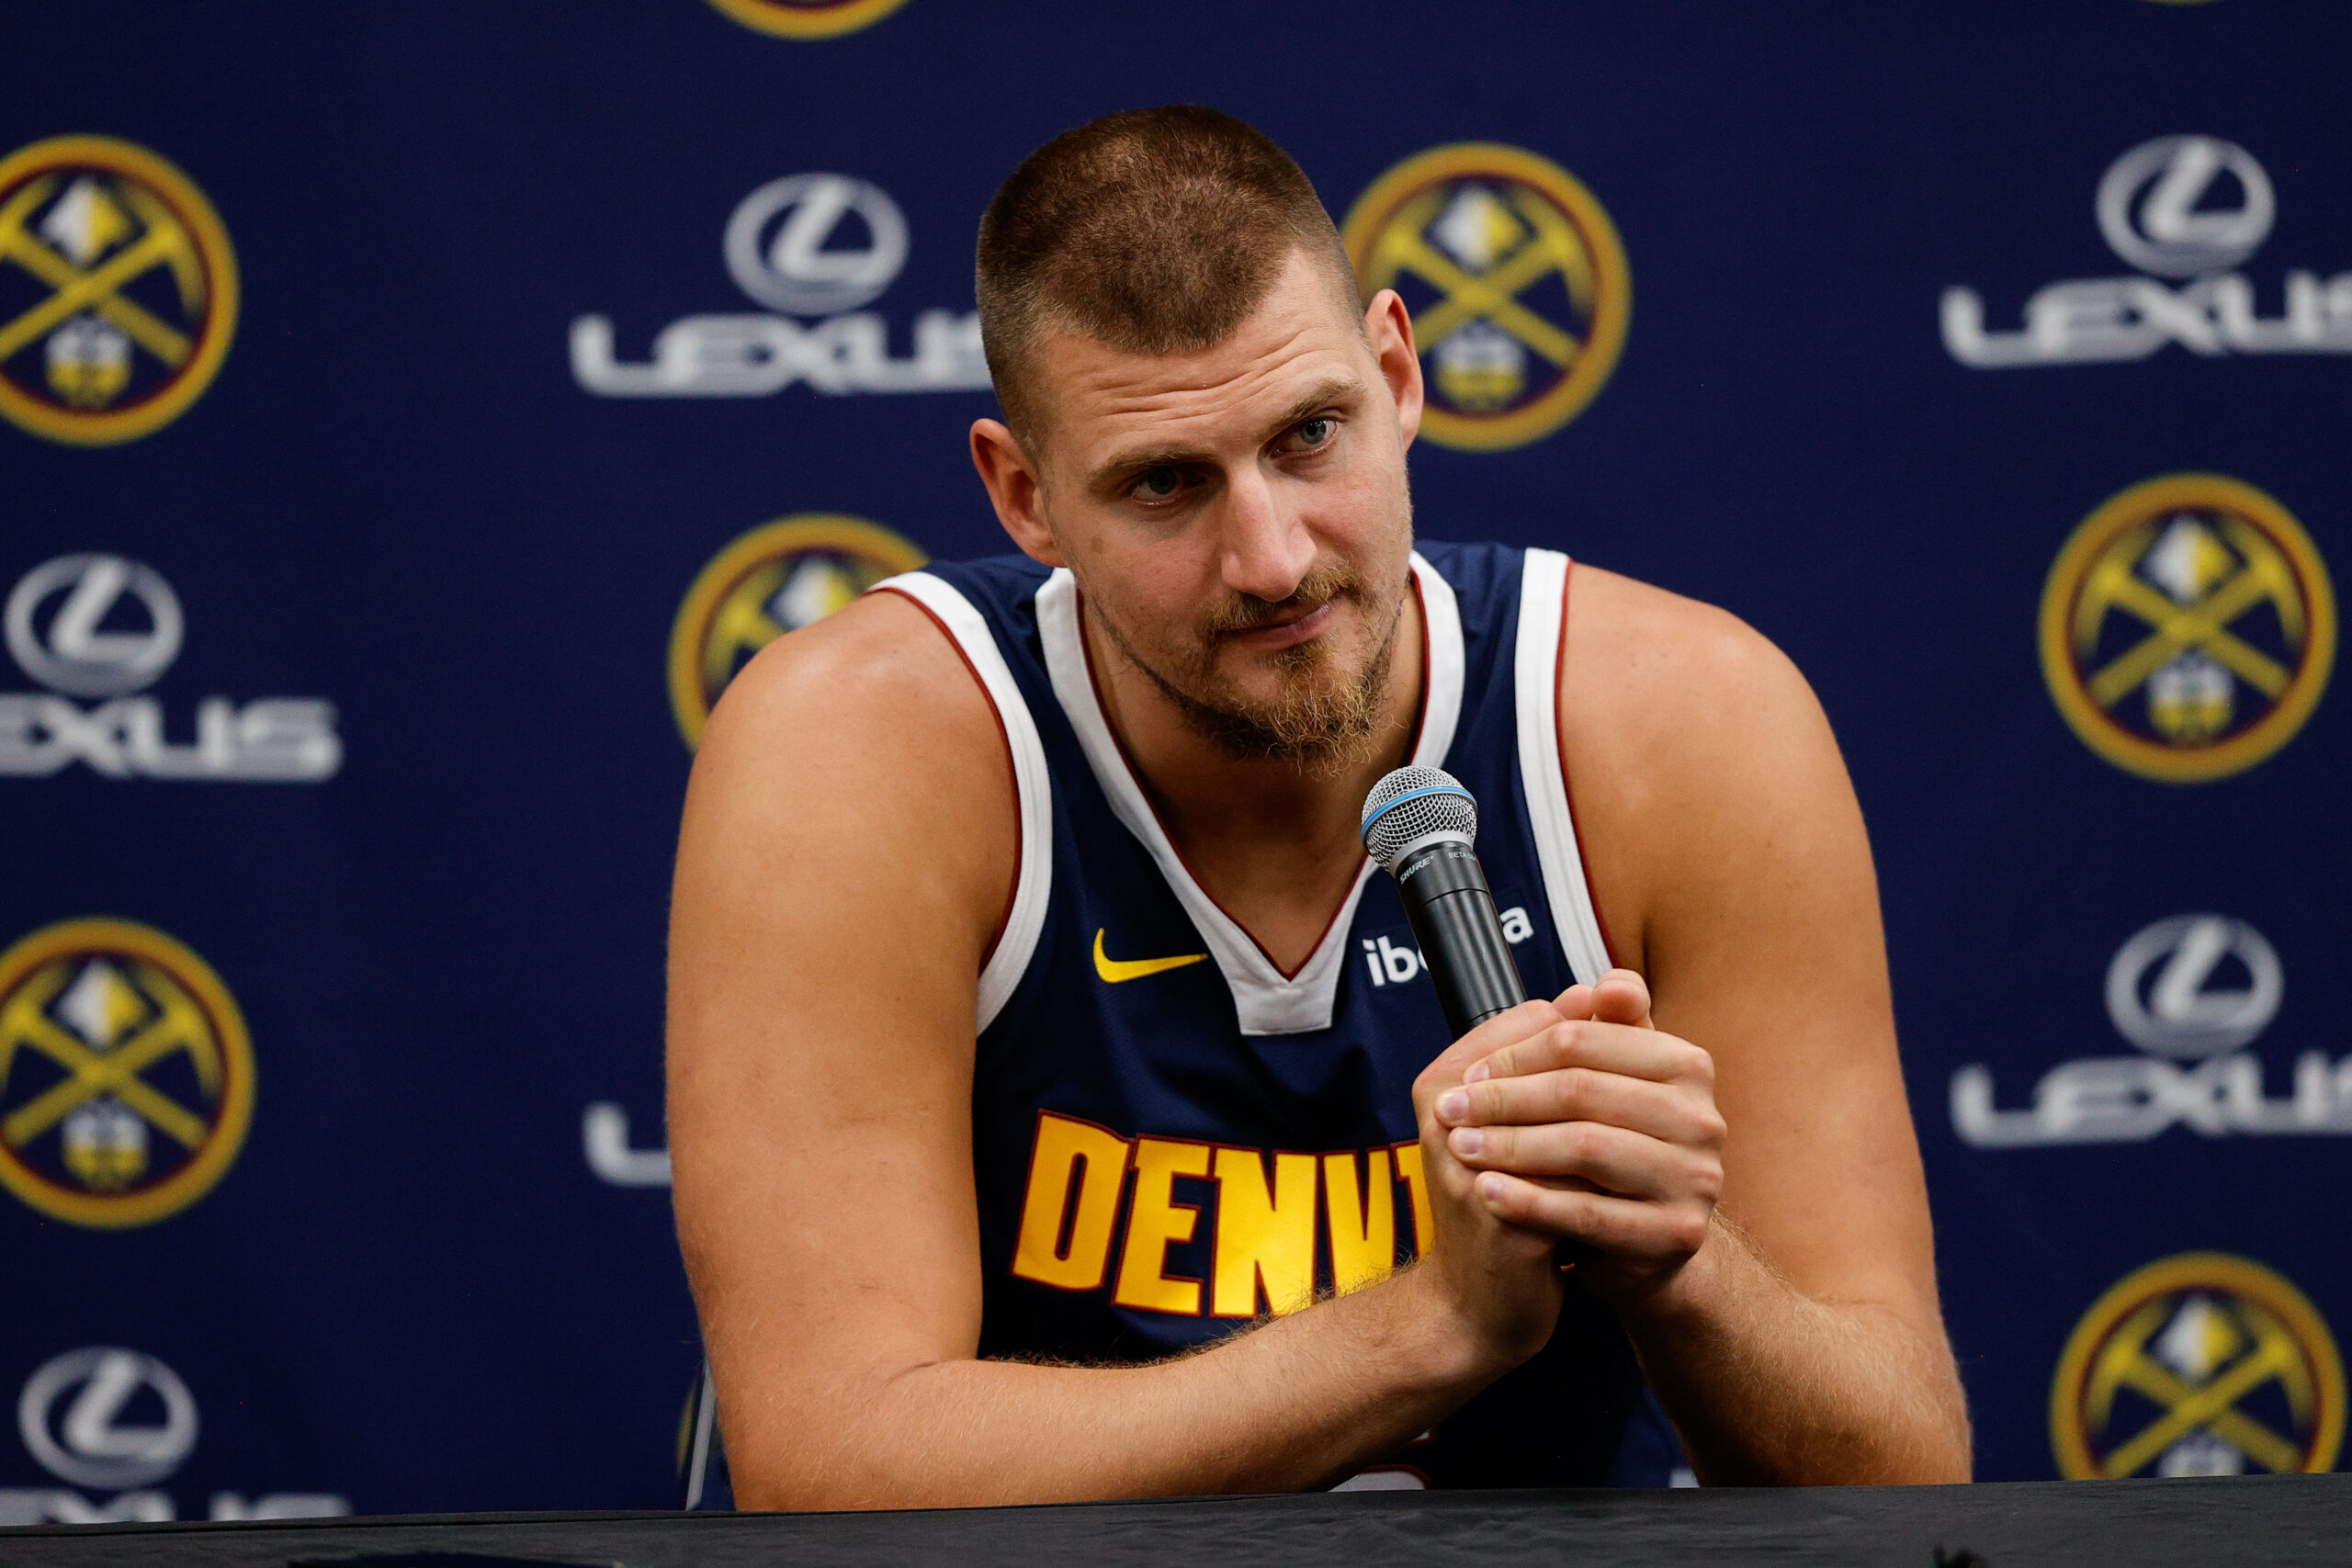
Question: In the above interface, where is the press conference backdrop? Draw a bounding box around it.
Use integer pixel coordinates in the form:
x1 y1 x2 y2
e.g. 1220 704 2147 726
3 0 2347 1523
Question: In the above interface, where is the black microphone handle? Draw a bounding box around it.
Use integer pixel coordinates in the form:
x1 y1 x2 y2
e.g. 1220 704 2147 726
1393 839 1528 1039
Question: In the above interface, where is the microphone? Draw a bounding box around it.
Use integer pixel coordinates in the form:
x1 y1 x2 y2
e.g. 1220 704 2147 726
1361 766 1528 1038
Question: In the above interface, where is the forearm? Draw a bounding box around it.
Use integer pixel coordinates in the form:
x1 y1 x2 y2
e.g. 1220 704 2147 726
1621 1215 1971 1485
728 1263 1499 1509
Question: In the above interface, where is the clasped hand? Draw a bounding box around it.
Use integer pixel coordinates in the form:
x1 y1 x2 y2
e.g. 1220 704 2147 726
1409 970 1725 1350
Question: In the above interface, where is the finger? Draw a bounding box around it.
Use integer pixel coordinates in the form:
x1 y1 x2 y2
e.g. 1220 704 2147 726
1462 989 1589 1082
1449 1119 1722 1202
1550 982 1596 1021
1471 1171 1712 1261
1414 998 1564 1102
1448 1067 1727 1145
1589 969 1653 1029
1465 1018 1707 1089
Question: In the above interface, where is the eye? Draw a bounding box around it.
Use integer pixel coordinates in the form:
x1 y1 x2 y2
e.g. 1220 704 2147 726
1134 467 1182 501
1295 416 1335 447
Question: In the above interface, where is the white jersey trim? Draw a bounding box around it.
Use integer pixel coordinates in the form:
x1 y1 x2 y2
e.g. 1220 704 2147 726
1514 548 1611 986
1038 554 1464 1036
870 570 1054 1033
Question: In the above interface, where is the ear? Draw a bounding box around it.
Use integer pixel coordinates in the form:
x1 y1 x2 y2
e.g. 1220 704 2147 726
1363 289 1423 452
970 419 1065 568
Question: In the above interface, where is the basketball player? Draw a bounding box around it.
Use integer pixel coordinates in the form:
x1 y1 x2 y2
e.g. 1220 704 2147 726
667 107 1970 1507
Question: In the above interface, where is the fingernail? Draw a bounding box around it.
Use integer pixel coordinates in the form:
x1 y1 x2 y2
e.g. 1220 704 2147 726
1436 1089 1468 1122
1464 1061 1490 1084
1476 1173 1505 1201
1450 1126 1484 1157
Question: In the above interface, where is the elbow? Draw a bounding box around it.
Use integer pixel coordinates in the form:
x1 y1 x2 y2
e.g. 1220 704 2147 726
725 1449 898 1514
1853 1383 1973 1486
1907 1339 1975 1483
722 1418 925 1514
1919 1402 1975 1484
718 1361 981 1512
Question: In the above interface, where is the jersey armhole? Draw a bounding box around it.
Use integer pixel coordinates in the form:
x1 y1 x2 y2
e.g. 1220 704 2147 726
1554 561 1626 972
869 573 1053 1032
1513 548 1616 985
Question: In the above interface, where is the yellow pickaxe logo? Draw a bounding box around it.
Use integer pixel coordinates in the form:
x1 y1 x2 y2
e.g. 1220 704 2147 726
0 136 238 446
2041 474 2335 783
2053 1253 2345 1478
1341 143 1629 453
0 919 254 1228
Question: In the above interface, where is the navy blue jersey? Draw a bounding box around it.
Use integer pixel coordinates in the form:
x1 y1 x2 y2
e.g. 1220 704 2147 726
878 541 1683 1489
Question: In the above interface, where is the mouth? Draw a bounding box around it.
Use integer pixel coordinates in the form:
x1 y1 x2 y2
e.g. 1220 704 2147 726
1221 599 1340 652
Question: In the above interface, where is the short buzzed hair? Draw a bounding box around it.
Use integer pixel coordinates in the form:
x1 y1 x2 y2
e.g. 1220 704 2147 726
976 106 1359 438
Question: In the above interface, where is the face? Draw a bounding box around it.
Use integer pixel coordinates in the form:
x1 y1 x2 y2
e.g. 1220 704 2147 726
971 247 1427 767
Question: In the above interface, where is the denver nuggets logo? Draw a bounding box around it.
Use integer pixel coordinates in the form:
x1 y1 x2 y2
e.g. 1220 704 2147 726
2041 474 2334 783
0 137 238 446
706 0 912 39
669 514 925 747
1341 143 1629 452
2052 1253 2345 1478
0 919 254 1228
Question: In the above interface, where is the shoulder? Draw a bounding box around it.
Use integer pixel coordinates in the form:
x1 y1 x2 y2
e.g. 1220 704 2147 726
680 587 1017 942
1558 566 1859 966
1563 564 1829 770
698 587 1007 782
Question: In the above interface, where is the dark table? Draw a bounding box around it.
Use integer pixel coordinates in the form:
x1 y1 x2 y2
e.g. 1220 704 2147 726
2 1477 2346 1568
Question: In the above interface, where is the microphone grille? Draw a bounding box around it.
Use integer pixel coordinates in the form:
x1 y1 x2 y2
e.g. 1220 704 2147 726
1361 765 1478 871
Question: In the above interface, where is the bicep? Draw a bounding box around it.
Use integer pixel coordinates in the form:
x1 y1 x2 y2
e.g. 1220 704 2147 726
1586 604 1938 1323
1658 726 1930 1312
664 599 1014 1449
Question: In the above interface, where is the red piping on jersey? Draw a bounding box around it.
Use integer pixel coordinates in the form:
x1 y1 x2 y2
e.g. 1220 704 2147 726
1071 572 1433 985
875 584 1021 972
1553 559 1623 971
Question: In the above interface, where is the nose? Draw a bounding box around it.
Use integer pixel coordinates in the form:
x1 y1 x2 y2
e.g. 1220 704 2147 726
1216 465 1316 604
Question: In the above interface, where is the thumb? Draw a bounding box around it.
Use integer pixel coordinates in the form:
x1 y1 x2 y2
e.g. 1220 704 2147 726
1589 968 1654 1029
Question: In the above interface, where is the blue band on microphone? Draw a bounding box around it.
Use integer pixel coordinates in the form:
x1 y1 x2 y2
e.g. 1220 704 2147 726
1360 784 1476 835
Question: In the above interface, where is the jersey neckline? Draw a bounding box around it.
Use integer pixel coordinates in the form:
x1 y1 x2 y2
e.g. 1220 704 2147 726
1036 553 1464 1036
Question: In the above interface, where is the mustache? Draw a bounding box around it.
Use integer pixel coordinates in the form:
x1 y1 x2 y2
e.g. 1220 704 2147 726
1199 559 1366 638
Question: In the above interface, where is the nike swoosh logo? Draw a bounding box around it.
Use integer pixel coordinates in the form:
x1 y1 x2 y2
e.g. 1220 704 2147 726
1093 928 1210 984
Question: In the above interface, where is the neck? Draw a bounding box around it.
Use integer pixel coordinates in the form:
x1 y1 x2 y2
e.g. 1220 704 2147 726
1079 580 1425 967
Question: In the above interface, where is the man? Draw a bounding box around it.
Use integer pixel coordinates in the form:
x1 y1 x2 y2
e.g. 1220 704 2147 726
667 106 1969 1509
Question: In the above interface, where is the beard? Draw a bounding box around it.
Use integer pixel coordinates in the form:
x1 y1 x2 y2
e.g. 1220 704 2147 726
1093 555 1410 773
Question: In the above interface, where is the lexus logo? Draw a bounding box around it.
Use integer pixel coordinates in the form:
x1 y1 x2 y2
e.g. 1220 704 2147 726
17 1347 198 1489
723 173 910 317
2097 135 2275 278
2105 913 2283 1058
5 554 183 697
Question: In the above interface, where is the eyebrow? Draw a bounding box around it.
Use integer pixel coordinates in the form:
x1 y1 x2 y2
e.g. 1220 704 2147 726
1087 375 1362 492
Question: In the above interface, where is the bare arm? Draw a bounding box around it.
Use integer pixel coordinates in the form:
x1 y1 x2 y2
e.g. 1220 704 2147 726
667 592 1564 1510
1432 567 1969 1483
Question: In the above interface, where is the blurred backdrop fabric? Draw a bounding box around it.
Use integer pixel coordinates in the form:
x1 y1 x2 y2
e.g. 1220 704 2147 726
3 0 2348 1519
